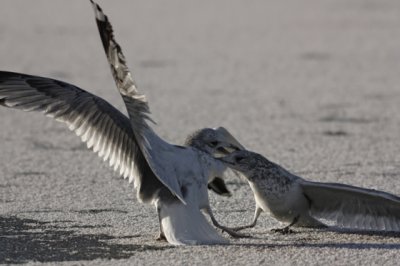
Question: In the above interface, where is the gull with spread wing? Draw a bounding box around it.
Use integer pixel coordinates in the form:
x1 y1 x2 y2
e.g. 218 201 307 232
0 1 245 245
221 150 400 233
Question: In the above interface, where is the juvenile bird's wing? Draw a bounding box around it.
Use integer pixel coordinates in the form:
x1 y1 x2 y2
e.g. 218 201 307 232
90 0 185 203
300 180 400 231
0 71 138 181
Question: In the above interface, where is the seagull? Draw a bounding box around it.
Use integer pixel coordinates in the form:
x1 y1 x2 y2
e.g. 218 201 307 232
0 0 245 245
221 150 400 233
184 128 238 198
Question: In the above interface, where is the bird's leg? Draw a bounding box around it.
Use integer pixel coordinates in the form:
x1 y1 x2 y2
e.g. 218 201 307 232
232 207 262 231
155 205 166 241
203 206 250 238
271 215 299 234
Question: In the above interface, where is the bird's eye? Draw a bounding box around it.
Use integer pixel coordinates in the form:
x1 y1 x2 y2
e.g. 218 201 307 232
210 141 218 146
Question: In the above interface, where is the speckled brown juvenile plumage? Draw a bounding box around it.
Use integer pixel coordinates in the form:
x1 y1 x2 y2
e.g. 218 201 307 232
222 150 400 233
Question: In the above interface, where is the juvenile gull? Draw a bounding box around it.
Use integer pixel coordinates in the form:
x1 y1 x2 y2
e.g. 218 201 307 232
0 1 245 245
221 150 400 233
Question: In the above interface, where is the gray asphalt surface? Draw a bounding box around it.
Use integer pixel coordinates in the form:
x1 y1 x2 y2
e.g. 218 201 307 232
1 0 400 265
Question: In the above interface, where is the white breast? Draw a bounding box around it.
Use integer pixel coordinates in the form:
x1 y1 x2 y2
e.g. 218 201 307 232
249 179 305 222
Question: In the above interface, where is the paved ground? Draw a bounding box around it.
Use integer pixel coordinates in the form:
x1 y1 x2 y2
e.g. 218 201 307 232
1 0 400 265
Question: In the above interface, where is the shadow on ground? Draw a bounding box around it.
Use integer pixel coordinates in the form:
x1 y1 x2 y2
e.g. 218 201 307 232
238 227 400 250
0 216 170 264
238 241 400 250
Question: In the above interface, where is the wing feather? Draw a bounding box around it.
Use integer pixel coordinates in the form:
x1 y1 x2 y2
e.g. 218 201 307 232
300 180 400 231
90 0 185 203
0 71 161 201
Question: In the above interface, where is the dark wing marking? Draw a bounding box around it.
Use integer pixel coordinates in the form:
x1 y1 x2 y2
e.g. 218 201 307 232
90 0 185 203
90 0 152 130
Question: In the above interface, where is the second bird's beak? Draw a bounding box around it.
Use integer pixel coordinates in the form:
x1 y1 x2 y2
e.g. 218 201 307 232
213 127 245 156
216 143 242 155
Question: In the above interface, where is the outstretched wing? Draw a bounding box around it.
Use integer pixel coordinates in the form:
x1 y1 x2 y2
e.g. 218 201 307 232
0 71 137 181
301 180 400 231
90 0 185 203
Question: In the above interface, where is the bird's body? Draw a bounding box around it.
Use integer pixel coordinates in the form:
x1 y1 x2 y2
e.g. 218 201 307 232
155 148 229 244
150 143 231 244
245 161 324 228
0 1 245 245
222 150 400 232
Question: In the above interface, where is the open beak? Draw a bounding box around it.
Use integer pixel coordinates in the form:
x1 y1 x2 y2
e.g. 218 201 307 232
214 143 243 157
216 143 242 155
213 127 245 156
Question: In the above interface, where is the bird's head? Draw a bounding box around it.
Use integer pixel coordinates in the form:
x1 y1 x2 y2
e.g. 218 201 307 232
219 150 264 177
185 127 245 156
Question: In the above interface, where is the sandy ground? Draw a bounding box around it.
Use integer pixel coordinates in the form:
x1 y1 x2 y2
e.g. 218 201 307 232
1 0 400 265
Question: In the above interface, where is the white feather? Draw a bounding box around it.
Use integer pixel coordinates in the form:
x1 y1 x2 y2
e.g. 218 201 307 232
159 202 228 245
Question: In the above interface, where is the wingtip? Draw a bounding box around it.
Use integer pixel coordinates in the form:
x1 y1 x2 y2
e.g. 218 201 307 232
90 0 106 22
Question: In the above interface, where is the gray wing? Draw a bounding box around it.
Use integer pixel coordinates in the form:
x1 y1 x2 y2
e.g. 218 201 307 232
0 71 138 181
300 180 400 231
90 1 185 203
90 0 151 132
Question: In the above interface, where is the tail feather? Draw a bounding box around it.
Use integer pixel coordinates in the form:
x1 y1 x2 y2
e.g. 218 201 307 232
160 203 228 245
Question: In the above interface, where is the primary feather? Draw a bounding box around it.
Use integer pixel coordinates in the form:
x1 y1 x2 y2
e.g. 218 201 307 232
301 180 400 231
